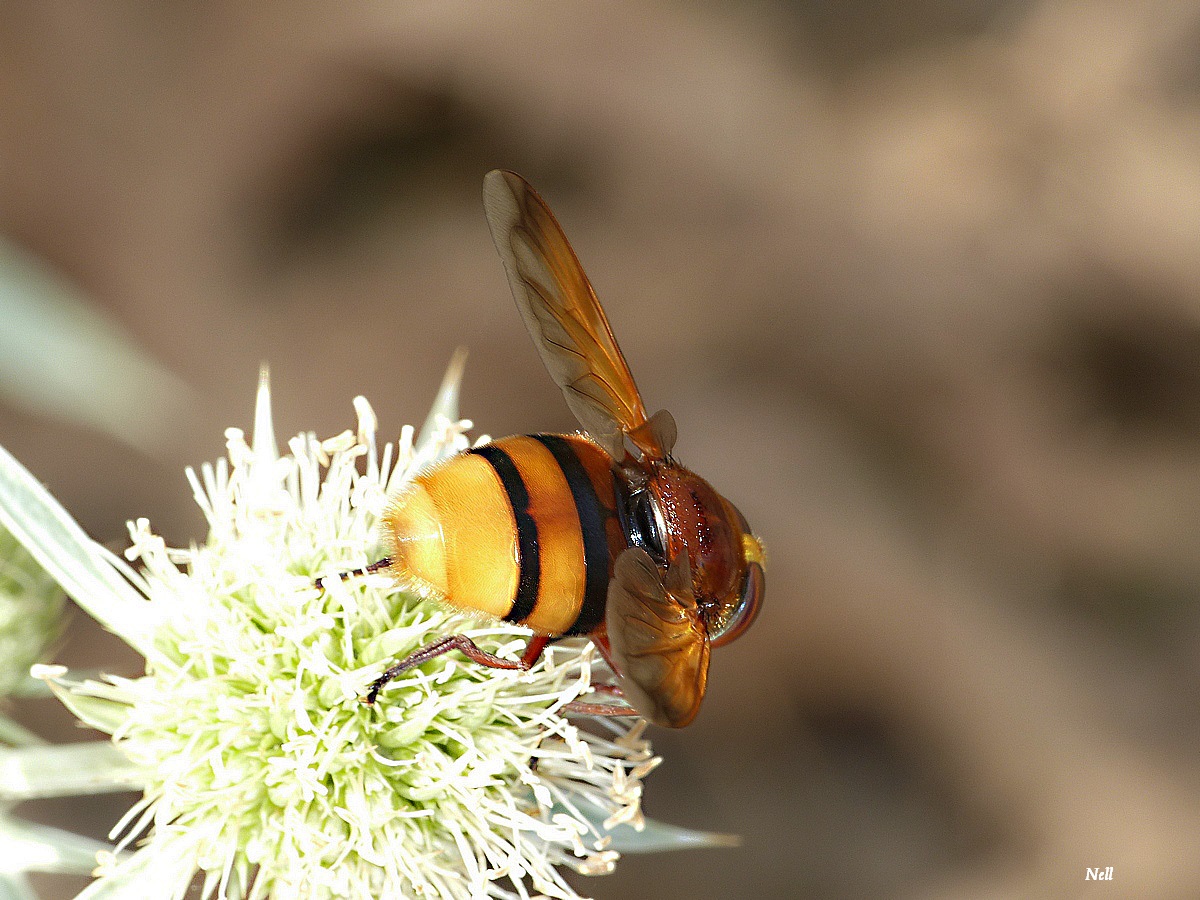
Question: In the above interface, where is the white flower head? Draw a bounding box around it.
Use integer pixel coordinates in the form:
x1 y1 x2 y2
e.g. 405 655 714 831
24 360 729 900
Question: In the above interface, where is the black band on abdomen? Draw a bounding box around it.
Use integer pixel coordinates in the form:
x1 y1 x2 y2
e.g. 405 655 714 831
532 435 610 635
469 444 540 623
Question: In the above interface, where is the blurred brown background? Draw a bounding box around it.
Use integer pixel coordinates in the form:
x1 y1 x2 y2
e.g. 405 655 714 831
3 1 1200 897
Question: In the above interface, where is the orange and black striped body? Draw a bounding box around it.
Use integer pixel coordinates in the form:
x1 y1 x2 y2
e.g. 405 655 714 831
381 434 627 636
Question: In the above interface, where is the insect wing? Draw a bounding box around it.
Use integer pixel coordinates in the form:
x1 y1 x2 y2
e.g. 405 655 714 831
483 169 675 461
605 547 709 728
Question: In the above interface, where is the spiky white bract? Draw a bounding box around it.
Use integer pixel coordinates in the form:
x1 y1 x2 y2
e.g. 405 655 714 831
44 365 667 900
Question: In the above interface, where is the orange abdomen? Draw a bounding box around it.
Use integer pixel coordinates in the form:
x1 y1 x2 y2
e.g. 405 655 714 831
381 434 623 636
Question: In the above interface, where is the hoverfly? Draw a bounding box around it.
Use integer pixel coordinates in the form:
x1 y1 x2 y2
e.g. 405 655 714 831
350 170 765 727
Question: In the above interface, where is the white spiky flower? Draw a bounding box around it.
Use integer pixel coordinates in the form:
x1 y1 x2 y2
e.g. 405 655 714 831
0 358 728 900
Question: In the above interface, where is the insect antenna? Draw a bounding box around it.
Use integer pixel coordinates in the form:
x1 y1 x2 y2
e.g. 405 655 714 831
313 557 392 591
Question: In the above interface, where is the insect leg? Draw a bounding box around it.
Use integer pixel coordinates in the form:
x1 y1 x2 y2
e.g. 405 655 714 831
520 634 550 667
313 557 392 591
545 634 637 716
591 632 622 676
363 634 528 705
562 699 638 717
564 672 637 717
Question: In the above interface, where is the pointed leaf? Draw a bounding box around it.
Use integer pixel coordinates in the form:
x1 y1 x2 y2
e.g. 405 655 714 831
9 668 106 700
608 813 740 853
33 667 131 735
0 444 155 655
0 742 142 801
0 816 115 875
414 347 468 457
557 794 739 853
0 237 193 455
251 364 278 465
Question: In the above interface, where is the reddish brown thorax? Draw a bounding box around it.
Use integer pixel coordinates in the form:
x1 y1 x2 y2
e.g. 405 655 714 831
647 463 747 623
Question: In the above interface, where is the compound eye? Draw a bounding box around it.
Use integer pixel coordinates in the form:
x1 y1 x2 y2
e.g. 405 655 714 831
629 490 666 562
709 561 764 649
